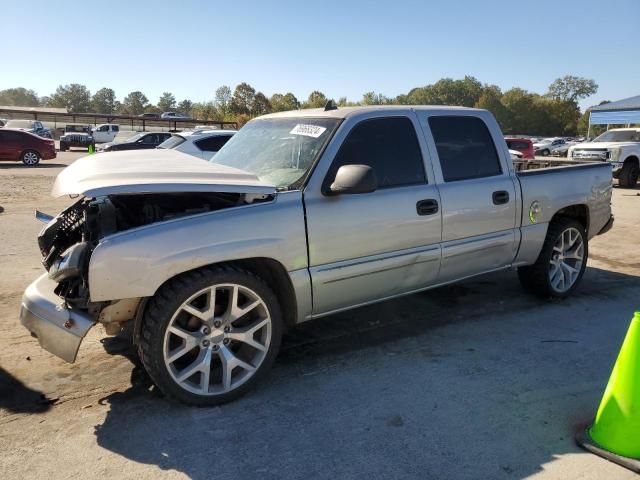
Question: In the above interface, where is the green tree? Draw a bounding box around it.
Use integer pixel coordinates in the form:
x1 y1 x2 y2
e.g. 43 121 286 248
0 87 40 107
230 83 256 115
405 76 483 107
214 86 232 117
191 101 220 121
270 92 299 112
475 88 511 131
548 75 598 102
121 91 150 115
304 90 327 108
91 88 118 114
361 91 390 105
177 99 193 116
252 92 272 115
157 92 177 112
48 84 91 112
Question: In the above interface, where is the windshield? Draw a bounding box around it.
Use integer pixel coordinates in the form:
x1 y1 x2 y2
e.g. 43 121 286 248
210 117 340 189
6 120 32 128
124 133 144 143
158 135 186 149
593 130 640 143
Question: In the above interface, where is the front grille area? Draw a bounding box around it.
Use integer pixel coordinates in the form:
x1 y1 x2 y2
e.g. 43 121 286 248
38 200 87 268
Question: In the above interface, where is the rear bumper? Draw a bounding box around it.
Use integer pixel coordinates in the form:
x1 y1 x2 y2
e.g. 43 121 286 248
598 215 614 236
20 274 95 363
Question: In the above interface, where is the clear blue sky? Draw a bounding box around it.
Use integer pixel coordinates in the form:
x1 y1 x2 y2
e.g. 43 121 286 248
3 0 639 110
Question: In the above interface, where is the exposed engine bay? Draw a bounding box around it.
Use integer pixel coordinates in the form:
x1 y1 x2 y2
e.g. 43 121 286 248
37 192 271 309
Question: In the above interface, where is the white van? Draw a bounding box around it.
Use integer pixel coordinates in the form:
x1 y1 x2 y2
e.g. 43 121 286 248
92 124 120 143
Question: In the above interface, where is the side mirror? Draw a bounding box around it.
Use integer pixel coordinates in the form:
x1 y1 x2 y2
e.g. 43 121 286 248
328 164 377 195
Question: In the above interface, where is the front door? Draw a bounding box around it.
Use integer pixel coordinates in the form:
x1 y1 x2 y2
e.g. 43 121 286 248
304 114 442 316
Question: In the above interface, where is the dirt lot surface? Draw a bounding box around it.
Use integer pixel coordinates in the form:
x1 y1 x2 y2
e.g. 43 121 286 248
1 153 639 479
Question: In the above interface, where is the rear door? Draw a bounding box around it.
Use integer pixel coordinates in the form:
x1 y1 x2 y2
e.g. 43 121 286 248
0 130 21 159
419 112 519 283
304 113 442 315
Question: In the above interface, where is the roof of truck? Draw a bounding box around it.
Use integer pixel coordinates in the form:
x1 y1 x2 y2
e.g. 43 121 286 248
260 105 480 120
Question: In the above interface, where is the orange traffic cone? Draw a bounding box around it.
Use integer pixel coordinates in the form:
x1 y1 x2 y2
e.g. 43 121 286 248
576 311 640 473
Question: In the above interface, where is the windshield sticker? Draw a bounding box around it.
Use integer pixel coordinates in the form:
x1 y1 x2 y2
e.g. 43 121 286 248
289 124 327 138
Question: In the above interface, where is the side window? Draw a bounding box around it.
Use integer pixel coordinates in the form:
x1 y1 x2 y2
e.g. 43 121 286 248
328 117 426 188
97 125 108 132
112 125 119 132
195 135 233 152
428 116 502 182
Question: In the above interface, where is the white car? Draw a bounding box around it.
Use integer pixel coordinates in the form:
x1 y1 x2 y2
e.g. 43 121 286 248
533 137 571 156
568 128 640 188
509 149 523 160
157 129 235 160
161 112 191 120
91 124 120 143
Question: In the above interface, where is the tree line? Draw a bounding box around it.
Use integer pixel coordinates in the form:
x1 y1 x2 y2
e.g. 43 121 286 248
0 75 601 135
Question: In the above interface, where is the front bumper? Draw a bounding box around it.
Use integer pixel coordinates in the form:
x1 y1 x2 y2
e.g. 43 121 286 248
598 215 614 236
20 274 95 363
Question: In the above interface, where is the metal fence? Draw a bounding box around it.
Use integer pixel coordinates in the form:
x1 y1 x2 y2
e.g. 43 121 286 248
0 106 237 132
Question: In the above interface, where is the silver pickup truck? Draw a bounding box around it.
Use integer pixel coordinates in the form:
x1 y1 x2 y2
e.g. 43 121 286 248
21 106 614 405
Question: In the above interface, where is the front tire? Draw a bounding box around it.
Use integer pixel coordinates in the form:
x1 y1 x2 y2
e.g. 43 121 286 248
138 266 283 406
541 149 550 157
518 218 588 298
619 160 639 188
21 150 40 166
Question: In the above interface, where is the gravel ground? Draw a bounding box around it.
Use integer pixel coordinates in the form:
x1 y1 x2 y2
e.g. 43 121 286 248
0 153 639 479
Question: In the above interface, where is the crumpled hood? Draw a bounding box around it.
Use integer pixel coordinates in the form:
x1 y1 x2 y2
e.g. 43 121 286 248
52 149 276 197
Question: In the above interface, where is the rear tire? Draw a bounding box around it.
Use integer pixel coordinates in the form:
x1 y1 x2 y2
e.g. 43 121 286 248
21 150 40 166
618 160 639 188
138 265 283 406
518 218 588 298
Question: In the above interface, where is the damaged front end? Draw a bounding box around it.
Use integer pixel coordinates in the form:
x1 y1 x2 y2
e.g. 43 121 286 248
22 190 271 362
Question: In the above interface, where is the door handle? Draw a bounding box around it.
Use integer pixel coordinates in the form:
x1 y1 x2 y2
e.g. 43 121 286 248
416 199 439 216
492 190 510 205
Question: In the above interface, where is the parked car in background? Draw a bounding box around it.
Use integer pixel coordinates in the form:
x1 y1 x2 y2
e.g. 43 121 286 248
0 128 56 165
161 111 191 120
60 125 95 152
4 119 51 139
91 124 120 143
139 113 161 119
505 138 535 159
568 128 640 188
533 137 569 156
20 106 613 405
0 118 6 127
509 149 523 160
100 132 171 152
157 129 235 159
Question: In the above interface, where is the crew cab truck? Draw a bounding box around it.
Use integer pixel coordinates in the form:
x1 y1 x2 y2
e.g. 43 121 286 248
568 128 640 188
20 106 614 405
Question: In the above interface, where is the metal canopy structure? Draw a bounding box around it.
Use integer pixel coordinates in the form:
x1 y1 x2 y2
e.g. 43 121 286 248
588 95 640 127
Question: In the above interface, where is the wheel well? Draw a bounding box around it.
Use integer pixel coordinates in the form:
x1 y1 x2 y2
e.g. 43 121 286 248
623 155 639 167
551 204 589 233
231 258 298 329
20 149 40 158
133 257 298 343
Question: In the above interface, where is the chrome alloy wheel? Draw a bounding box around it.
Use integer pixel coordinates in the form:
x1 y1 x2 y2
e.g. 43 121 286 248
23 151 39 165
548 227 584 293
163 283 272 396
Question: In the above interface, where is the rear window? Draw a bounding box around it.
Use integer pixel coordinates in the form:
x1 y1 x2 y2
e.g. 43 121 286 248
429 116 502 182
195 135 233 152
506 140 530 150
158 134 186 149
